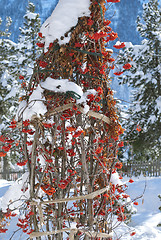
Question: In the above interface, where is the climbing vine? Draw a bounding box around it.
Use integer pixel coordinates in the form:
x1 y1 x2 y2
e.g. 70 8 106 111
0 0 136 239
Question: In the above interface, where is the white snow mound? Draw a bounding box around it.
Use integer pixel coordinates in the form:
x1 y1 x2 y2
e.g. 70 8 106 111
40 0 91 51
41 77 83 97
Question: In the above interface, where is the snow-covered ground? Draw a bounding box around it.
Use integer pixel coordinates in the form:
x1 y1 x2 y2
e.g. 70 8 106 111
0 180 28 240
116 175 161 239
0 175 161 239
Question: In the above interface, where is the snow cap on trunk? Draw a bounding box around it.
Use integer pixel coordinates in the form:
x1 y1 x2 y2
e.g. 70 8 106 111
40 0 91 52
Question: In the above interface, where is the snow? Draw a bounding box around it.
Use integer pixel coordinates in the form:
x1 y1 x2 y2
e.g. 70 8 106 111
4 87 17 100
17 78 98 120
79 89 96 101
156 96 161 113
124 41 149 59
18 77 95 120
41 77 97 114
148 114 156 124
0 39 17 48
116 175 161 240
124 42 133 49
40 0 91 51
17 85 47 120
110 171 122 186
1 70 10 87
41 78 98 115
25 11 38 20
0 180 12 191
0 172 30 212
18 56 26 65
41 77 83 97
1 175 161 239
38 154 46 166
77 89 97 113
81 104 90 114
114 41 122 46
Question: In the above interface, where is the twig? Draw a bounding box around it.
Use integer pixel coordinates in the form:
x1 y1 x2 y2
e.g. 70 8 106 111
9 228 21 240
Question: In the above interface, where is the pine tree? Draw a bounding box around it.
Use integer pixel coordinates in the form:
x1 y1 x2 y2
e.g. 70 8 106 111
0 18 20 176
0 17 18 127
17 1 42 87
118 0 161 161
0 2 42 175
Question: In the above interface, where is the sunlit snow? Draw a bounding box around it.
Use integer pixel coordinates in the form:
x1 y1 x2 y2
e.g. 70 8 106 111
40 0 90 51
1 175 161 239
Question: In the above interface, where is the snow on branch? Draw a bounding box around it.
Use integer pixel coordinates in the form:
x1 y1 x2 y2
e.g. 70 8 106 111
40 77 83 98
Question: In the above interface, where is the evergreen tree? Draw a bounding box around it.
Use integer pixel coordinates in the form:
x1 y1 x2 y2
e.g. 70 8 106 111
0 17 18 127
118 0 161 161
17 1 42 87
0 2 42 175
0 18 19 176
